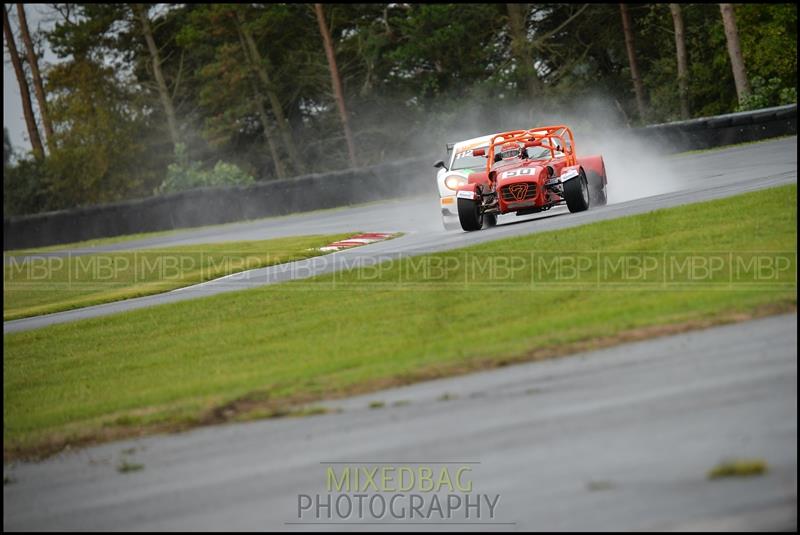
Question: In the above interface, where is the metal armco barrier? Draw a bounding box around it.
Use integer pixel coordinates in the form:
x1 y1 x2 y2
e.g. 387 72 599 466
4 156 435 250
633 103 796 153
4 104 796 250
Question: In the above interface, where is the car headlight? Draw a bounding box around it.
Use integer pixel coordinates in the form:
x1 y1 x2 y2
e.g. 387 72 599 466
444 175 467 191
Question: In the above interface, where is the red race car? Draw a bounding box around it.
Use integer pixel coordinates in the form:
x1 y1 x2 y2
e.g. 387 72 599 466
455 125 608 231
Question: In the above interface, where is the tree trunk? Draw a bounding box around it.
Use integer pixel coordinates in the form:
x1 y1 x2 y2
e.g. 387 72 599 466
234 22 286 179
506 3 539 100
133 3 180 149
619 3 647 122
719 3 751 104
314 3 357 168
236 10 305 174
669 4 690 119
3 4 44 160
253 93 287 180
16 4 54 151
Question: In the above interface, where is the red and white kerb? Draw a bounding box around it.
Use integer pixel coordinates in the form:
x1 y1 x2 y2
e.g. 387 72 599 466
319 233 395 252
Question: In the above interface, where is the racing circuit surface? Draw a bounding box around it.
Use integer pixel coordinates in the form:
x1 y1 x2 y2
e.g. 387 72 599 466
3 313 796 530
4 136 797 334
3 136 798 530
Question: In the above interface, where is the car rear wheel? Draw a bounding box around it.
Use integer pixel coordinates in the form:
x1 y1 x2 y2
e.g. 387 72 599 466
458 197 484 231
563 170 590 213
587 170 607 207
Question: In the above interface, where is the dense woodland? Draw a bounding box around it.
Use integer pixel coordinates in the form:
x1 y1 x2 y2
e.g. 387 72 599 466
3 3 797 216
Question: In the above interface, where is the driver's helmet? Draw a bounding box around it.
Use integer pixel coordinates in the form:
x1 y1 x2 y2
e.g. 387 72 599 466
499 142 522 160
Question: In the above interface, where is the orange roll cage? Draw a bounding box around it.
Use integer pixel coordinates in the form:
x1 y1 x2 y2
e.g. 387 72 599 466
484 125 577 171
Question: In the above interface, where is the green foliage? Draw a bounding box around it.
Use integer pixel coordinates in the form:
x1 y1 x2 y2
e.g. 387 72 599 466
737 76 798 111
155 143 254 194
3 158 50 216
5 53 164 216
736 4 797 88
385 4 506 103
734 4 797 111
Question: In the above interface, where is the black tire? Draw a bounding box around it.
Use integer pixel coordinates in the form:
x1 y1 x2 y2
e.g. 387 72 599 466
587 170 607 207
484 213 497 228
563 170 590 213
458 197 483 231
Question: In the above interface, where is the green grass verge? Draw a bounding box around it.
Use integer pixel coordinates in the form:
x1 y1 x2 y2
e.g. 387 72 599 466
3 233 353 321
3 185 796 460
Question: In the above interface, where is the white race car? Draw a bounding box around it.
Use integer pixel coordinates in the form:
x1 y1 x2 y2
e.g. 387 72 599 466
433 133 501 230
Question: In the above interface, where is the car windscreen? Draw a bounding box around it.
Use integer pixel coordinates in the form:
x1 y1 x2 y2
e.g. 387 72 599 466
526 145 563 159
451 139 567 169
450 146 497 170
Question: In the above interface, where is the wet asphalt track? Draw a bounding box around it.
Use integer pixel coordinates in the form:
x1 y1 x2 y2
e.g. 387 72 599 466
3 136 797 334
3 137 797 530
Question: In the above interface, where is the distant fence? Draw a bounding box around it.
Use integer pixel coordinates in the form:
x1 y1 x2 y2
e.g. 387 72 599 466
4 104 796 250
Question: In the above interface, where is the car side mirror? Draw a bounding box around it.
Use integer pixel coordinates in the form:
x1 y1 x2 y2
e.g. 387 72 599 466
433 160 448 171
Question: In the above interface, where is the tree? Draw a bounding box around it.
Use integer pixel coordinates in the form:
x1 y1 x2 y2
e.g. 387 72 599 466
719 3 751 104
234 7 305 174
45 57 156 207
619 3 648 122
386 4 506 103
669 4 690 119
17 4 55 151
506 3 539 100
174 4 295 179
314 3 357 167
733 3 796 110
3 4 45 160
4 127 12 168
233 24 288 178
735 4 796 89
132 3 180 149
48 4 183 159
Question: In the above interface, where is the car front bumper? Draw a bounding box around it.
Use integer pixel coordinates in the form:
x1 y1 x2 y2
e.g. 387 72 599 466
440 195 458 217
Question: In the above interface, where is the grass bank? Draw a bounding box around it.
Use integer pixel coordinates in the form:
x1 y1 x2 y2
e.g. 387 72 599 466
3 233 353 320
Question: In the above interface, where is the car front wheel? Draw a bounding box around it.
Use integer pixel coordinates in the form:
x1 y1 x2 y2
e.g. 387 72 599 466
563 171 590 213
458 197 484 231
